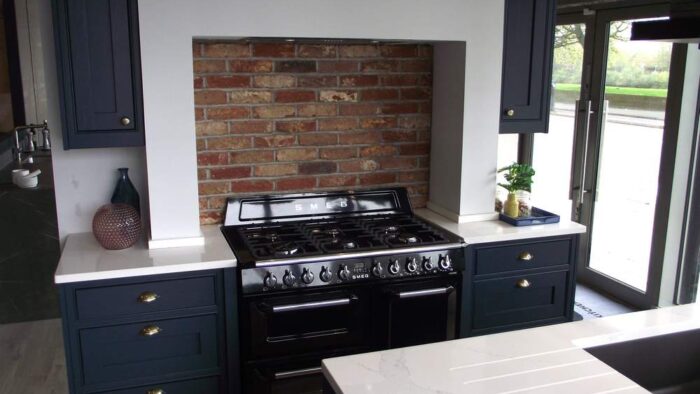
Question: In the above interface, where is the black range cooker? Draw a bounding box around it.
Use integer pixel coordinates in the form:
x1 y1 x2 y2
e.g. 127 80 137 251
221 187 466 393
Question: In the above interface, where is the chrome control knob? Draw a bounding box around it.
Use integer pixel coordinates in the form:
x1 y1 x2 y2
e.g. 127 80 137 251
319 266 332 282
372 262 383 277
264 272 277 288
388 259 400 275
439 254 452 270
423 256 434 271
301 268 315 284
406 257 418 273
282 270 296 286
338 265 351 281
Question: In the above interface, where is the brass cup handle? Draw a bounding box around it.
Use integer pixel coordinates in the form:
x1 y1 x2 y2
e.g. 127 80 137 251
147 389 165 394
137 291 159 303
516 279 531 288
518 251 534 261
140 325 162 337
506 108 515 117
120 116 131 126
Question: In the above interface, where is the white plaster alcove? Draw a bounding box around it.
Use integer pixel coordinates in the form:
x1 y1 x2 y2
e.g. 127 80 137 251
138 0 505 248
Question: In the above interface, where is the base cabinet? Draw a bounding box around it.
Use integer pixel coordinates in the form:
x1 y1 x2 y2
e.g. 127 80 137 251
461 235 579 337
59 269 239 393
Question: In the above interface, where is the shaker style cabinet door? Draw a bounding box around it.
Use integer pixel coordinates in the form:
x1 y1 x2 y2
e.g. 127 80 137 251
53 0 145 148
499 0 556 134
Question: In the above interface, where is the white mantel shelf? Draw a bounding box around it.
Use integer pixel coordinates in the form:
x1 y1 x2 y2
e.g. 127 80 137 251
54 225 236 284
323 303 700 394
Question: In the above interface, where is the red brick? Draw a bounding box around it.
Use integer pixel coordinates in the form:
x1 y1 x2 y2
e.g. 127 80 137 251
229 60 273 73
320 90 358 102
419 45 433 57
198 181 229 195
381 75 431 86
275 90 316 103
230 120 272 133
230 150 275 164
400 59 432 72
229 91 272 104
207 107 250 120
339 45 379 58
196 121 228 136
194 90 227 105
276 148 317 161
318 118 358 131
381 103 420 114
379 45 418 57
207 136 252 150
199 197 208 210
339 159 379 173
194 60 226 73
320 147 357 160
197 152 228 166
210 166 251 179
207 75 250 88
340 75 378 87
399 116 431 129
254 164 298 177
253 75 296 88
275 60 316 73
339 103 381 116
194 77 204 89
298 44 337 58
360 145 397 157
197 169 208 180
253 135 296 148
360 89 399 101
399 170 429 182
359 173 396 185
276 177 316 191
338 131 381 144
299 161 337 174
378 157 417 170
196 139 206 151
253 105 296 119
401 87 431 100
360 117 398 129
298 104 337 117
298 76 338 87
195 108 204 121
200 211 223 225
252 43 295 57
275 120 316 133
410 195 428 208
231 180 274 193
208 196 227 209
382 130 417 142
361 60 399 72
406 184 428 195
399 143 430 155
299 133 338 146
202 42 250 58
318 61 358 73
418 102 431 113
319 175 356 188
418 130 431 141
192 42 202 58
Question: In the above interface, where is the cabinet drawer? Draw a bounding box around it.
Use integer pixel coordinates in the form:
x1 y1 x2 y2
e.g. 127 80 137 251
80 315 220 385
75 276 217 320
474 239 571 275
101 376 220 394
472 271 567 330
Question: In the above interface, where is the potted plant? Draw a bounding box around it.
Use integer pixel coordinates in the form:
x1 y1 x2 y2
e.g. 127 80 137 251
498 163 535 217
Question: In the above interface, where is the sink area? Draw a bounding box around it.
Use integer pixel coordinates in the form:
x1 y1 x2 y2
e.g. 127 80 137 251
585 328 700 394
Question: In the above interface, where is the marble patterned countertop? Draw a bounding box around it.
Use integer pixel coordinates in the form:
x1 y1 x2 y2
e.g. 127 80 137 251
54 225 236 283
323 303 700 394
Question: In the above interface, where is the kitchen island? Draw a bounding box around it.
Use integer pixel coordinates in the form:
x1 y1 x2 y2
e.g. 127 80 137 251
322 303 700 393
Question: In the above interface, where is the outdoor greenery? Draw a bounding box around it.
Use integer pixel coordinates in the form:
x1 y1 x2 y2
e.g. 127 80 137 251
498 163 535 193
555 83 667 98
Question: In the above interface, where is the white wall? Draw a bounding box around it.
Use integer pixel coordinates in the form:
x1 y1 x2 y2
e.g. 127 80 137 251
138 0 505 242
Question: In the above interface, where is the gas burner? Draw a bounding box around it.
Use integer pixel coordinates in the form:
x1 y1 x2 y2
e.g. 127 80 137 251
272 242 301 256
382 225 399 234
248 232 279 243
311 227 343 237
391 233 420 244
332 238 357 249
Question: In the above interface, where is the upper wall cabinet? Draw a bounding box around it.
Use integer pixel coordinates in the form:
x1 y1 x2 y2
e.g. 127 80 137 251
53 0 145 149
499 0 556 134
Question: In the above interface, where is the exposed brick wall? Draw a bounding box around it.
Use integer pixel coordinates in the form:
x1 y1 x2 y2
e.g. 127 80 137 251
193 41 433 224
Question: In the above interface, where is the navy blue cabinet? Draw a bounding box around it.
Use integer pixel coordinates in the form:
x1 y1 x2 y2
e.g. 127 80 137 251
59 269 240 393
460 235 578 337
53 0 145 149
499 0 556 134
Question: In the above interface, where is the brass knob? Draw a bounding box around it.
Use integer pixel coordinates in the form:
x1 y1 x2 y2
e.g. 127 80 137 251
137 291 159 303
506 109 515 117
120 116 131 126
516 279 531 288
147 389 165 394
140 325 162 337
518 252 534 261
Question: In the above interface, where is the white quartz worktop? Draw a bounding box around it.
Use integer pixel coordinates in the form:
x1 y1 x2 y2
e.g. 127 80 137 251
54 225 236 283
415 208 586 244
323 303 700 394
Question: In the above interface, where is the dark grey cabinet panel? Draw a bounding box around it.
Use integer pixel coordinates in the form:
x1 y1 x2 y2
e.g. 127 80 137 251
101 376 220 394
53 0 145 148
499 0 555 134
474 238 571 275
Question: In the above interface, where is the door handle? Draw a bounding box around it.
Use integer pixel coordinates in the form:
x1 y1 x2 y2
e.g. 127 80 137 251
394 286 454 299
570 99 592 221
264 296 355 313
273 366 322 380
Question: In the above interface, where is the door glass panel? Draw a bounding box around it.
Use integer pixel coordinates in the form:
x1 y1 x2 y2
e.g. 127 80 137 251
588 19 672 291
531 23 585 217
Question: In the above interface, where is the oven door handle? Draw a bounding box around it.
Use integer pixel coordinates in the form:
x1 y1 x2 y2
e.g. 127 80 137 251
262 296 357 313
392 286 455 299
273 366 323 380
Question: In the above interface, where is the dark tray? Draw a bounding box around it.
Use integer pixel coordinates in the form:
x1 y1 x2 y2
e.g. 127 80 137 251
499 207 560 226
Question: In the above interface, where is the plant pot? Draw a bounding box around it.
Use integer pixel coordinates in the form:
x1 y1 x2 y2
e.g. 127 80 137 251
504 192 519 218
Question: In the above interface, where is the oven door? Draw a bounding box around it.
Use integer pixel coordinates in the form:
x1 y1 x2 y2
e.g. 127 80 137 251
375 276 459 349
244 289 370 359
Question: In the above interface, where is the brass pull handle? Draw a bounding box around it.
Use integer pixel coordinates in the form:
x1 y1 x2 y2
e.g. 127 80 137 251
147 389 165 394
516 279 531 288
140 325 162 337
518 252 534 261
506 109 515 117
137 291 159 303
120 116 131 126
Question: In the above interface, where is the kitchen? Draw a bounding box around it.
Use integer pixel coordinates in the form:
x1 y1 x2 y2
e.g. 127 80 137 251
1 0 699 393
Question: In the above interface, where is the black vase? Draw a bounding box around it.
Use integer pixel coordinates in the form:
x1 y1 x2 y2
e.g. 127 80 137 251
111 168 140 215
